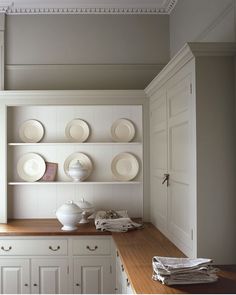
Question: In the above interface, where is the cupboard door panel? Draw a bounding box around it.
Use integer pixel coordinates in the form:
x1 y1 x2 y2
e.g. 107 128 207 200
0 259 30 294
31 258 68 294
74 257 113 294
150 89 168 232
167 72 193 256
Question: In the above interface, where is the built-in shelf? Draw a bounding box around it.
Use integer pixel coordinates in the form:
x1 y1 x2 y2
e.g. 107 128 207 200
8 181 141 185
8 142 142 146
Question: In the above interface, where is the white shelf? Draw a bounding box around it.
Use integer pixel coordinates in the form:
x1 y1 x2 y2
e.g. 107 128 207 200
8 181 142 185
8 142 142 146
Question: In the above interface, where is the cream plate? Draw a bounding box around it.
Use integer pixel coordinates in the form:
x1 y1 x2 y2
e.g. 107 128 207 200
111 152 139 181
19 119 44 143
111 118 135 142
17 153 46 182
65 119 90 142
64 152 93 180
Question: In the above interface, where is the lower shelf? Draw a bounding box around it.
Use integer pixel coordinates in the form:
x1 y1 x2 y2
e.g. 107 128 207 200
8 181 141 185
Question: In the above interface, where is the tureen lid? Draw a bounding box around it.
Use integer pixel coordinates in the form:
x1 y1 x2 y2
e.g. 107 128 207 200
77 198 93 210
56 200 82 214
70 160 88 171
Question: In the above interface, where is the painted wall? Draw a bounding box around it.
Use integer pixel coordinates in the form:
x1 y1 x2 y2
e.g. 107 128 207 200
5 14 169 90
170 0 236 57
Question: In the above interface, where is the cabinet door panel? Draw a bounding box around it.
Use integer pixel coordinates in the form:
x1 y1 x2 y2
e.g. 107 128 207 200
0 259 30 294
167 72 193 256
74 257 113 294
150 89 168 233
31 258 68 294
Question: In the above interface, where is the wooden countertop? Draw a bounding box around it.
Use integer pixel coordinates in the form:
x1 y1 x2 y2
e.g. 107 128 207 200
0 219 235 294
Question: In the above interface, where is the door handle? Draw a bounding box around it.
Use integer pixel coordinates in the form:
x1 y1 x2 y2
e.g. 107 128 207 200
162 173 169 186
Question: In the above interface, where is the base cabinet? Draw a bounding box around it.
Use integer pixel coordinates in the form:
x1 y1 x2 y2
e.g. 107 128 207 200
116 252 133 294
31 258 68 294
74 257 114 294
0 259 30 294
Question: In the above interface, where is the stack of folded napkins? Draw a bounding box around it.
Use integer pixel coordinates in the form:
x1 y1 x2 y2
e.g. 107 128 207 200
152 256 218 285
95 210 143 232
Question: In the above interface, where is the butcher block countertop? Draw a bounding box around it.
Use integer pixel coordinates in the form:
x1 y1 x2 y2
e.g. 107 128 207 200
0 219 236 294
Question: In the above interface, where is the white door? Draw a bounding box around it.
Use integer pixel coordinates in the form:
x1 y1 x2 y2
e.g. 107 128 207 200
167 70 193 256
150 87 168 234
31 258 68 294
0 259 30 294
74 257 114 294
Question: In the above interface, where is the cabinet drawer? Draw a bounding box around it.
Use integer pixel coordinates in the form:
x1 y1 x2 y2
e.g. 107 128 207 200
0 239 68 256
72 237 111 256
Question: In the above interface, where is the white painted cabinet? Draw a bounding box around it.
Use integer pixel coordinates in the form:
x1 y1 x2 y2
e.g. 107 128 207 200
146 43 236 263
0 259 30 294
74 257 113 294
31 258 68 294
115 252 133 294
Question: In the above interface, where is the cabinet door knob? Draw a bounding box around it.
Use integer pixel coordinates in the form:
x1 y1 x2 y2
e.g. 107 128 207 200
1 246 12 252
121 265 124 272
126 278 130 287
24 283 28 287
49 245 60 251
33 283 38 287
76 283 80 286
86 245 98 251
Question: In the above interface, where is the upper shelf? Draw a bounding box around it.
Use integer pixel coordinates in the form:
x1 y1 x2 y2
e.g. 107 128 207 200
8 181 142 185
8 142 142 146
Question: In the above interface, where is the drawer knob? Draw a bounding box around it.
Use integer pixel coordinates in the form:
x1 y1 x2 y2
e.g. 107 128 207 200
1 246 12 252
76 283 80 286
86 245 98 251
33 283 38 287
126 278 130 287
121 265 124 272
24 284 28 287
49 245 60 251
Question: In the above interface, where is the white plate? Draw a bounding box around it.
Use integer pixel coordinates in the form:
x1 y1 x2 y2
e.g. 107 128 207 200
111 152 139 181
19 120 44 143
65 119 90 142
111 118 135 142
17 153 46 182
64 152 93 180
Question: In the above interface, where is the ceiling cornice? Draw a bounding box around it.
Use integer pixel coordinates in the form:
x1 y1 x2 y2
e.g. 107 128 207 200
0 0 178 15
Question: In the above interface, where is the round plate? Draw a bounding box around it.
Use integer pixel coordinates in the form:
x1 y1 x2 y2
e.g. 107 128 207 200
19 120 44 143
64 152 93 180
65 119 90 142
111 152 139 181
17 153 46 182
111 118 135 142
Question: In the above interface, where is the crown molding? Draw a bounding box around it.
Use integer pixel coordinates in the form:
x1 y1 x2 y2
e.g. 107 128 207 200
0 0 178 15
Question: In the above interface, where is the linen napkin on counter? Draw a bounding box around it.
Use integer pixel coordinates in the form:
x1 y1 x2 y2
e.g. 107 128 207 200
152 256 219 285
94 210 143 232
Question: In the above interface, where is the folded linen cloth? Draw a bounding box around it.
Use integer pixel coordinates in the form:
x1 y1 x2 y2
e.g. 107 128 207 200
152 256 218 285
95 210 143 232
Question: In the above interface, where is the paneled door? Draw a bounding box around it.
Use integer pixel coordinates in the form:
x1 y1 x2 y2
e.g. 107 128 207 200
150 87 168 234
74 257 113 294
167 71 193 256
31 258 68 294
0 259 30 294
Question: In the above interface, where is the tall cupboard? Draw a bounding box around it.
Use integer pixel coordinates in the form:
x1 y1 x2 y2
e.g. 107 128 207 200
146 42 236 263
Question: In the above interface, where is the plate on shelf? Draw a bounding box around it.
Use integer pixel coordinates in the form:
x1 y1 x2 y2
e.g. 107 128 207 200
111 118 135 142
17 153 46 182
64 152 93 180
111 152 139 181
19 119 44 143
65 119 90 142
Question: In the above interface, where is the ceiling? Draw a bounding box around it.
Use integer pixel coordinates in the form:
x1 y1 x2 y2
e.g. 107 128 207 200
0 0 178 15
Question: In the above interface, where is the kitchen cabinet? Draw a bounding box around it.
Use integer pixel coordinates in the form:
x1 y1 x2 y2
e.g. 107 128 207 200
0 259 30 294
146 42 236 263
115 251 133 294
0 91 147 223
73 236 115 294
0 236 115 294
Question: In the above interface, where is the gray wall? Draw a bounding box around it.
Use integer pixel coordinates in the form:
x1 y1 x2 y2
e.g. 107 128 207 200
5 14 169 89
170 0 236 57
